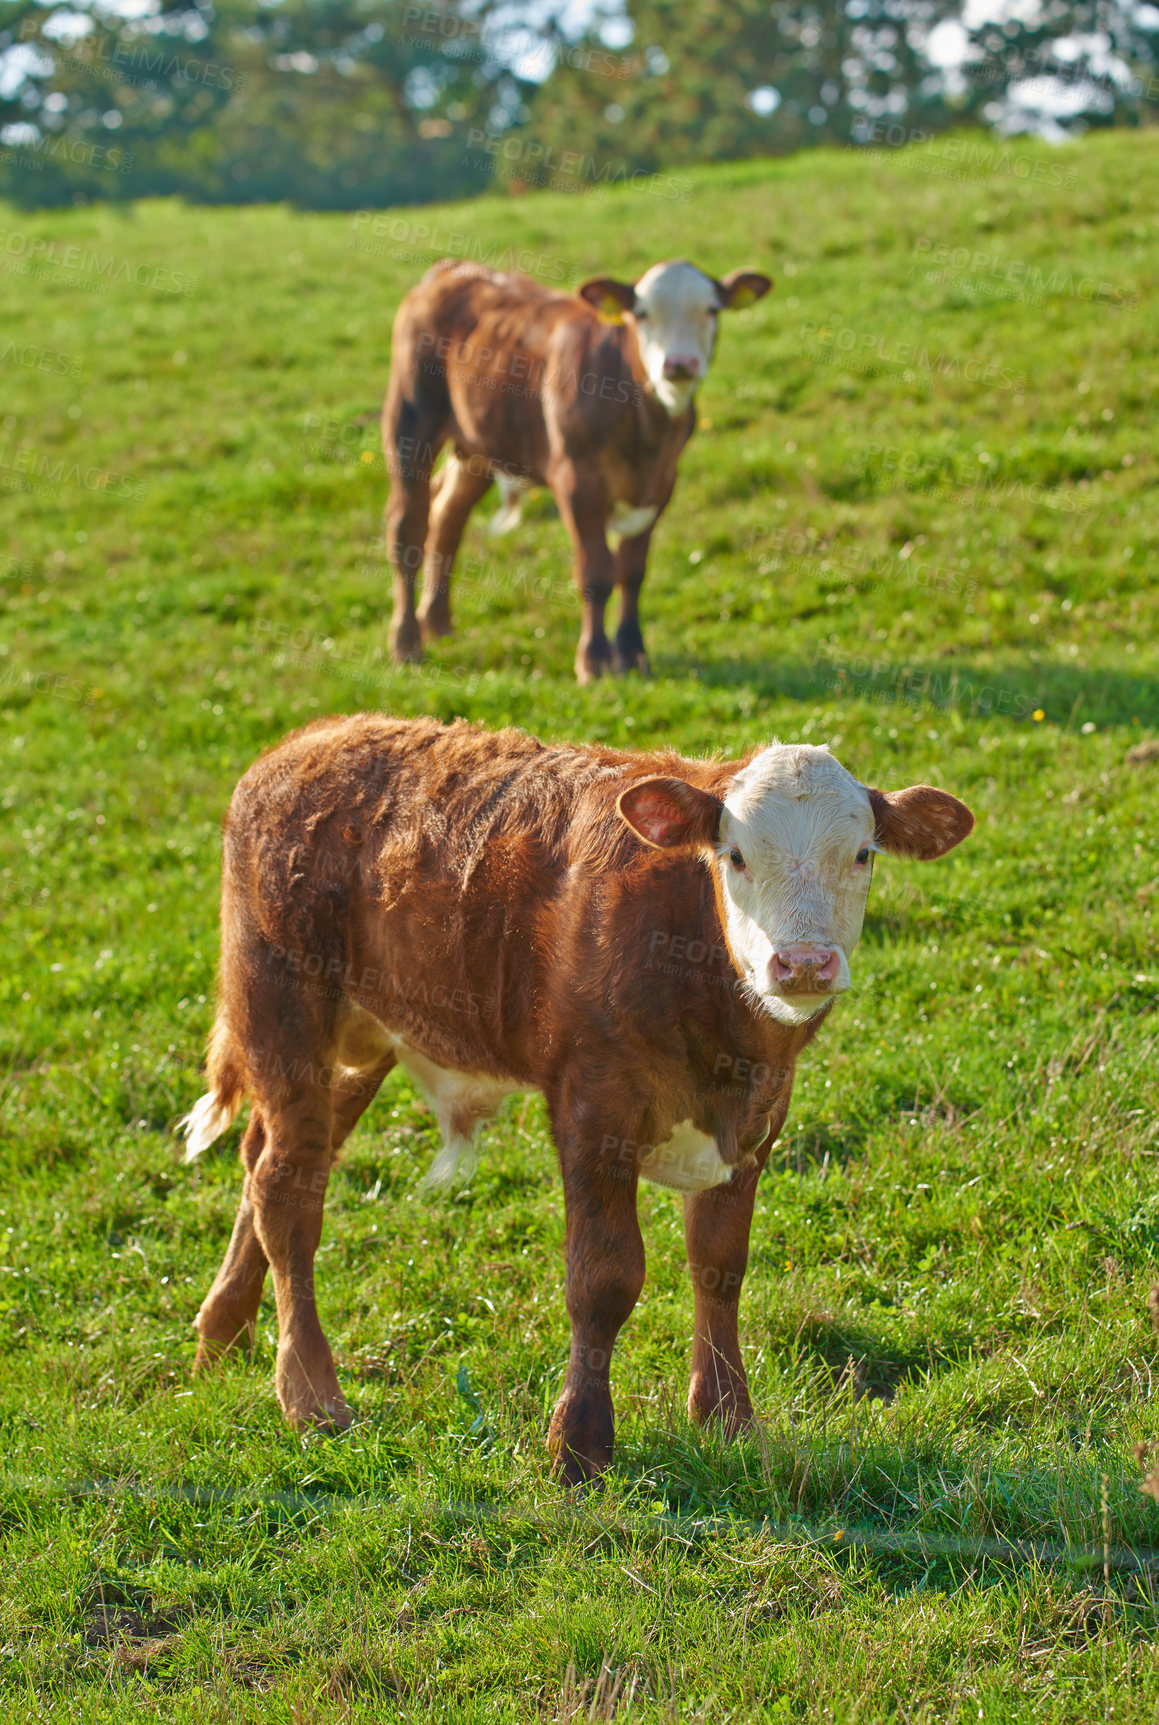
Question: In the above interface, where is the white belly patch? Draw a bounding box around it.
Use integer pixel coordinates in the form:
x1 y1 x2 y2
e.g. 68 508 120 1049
638 1120 732 1193
337 1011 729 1196
607 502 658 541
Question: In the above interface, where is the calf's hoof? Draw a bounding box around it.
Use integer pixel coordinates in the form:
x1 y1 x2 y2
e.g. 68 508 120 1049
193 1329 252 1371
390 621 424 664
276 1349 353 1434
550 1442 611 1486
688 1375 754 1437
192 1303 256 1368
612 626 649 676
574 641 613 685
548 1389 614 1482
286 1394 353 1435
418 605 453 642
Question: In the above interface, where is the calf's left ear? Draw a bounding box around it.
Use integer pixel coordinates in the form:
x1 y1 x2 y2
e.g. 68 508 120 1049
618 776 722 850
868 785 975 861
716 269 774 310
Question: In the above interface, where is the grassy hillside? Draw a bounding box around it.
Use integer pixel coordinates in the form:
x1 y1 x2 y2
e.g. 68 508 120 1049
1 127 1159 1720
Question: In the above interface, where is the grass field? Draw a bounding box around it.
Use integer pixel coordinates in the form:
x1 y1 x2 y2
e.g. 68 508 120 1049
2 125 1159 1720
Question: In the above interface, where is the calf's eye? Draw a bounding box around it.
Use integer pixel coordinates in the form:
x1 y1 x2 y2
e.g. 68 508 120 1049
855 848 870 866
729 848 745 871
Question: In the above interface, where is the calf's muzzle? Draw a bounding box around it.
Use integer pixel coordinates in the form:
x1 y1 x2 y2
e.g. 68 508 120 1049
769 944 841 995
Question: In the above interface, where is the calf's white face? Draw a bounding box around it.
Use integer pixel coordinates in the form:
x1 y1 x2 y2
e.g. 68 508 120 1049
630 262 725 414
578 261 773 416
716 748 876 1024
618 744 975 1028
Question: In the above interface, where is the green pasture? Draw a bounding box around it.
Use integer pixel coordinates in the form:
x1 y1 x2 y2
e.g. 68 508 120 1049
1 127 1158 1719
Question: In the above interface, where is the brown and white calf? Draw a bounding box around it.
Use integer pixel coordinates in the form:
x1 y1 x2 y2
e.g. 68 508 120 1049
181 716 973 1480
382 258 771 683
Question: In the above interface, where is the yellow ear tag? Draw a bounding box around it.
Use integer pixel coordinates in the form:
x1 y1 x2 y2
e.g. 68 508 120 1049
731 285 756 310
600 294 625 324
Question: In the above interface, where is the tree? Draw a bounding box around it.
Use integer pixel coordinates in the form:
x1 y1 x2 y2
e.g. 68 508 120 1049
961 0 1159 135
0 0 530 205
519 0 970 183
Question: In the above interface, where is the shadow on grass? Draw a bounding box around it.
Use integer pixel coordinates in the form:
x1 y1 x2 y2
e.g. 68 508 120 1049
770 1075 984 1179
780 1308 969 1405
660 653 1159 729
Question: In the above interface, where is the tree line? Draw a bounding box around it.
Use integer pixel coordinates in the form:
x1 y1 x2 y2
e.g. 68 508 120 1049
1 0 1156 208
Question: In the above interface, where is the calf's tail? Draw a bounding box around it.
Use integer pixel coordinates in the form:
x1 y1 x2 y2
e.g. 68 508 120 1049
178 1015 246 1162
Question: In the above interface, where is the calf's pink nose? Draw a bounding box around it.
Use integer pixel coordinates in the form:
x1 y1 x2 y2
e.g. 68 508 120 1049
663 355 700 379
770 945 840 990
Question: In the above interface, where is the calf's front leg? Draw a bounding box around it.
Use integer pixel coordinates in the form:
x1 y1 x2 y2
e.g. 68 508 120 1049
548 1145 645 1482
683 1165 763 1434
552 464 616 683
612 526 653 675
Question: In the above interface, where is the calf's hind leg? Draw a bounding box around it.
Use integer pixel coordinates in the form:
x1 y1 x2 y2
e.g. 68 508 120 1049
194 1112 269 1366
384 405 446 664
246 1083 351 1430
417 454 493 641
195 1049 396 1373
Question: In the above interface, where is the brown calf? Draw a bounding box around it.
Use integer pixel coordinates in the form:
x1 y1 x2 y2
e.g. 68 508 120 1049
382 258 771 683
183 715 973 1480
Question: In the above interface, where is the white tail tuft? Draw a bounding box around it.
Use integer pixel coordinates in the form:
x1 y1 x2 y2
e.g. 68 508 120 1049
178 1090 239 1162
488 474 529 537
419 1137 479 1193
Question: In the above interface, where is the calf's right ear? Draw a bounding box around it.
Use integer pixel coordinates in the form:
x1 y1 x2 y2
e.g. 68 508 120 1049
868 785 975 861
578 276 637 322
618 777 722 850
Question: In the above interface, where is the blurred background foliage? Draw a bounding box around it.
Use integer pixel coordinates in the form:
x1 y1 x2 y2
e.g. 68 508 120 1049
1 0 1158 207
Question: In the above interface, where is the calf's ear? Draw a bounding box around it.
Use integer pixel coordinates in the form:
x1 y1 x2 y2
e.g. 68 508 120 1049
578 276 637 322
618 777 722 850
868 785 975 861
716 269 774 310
